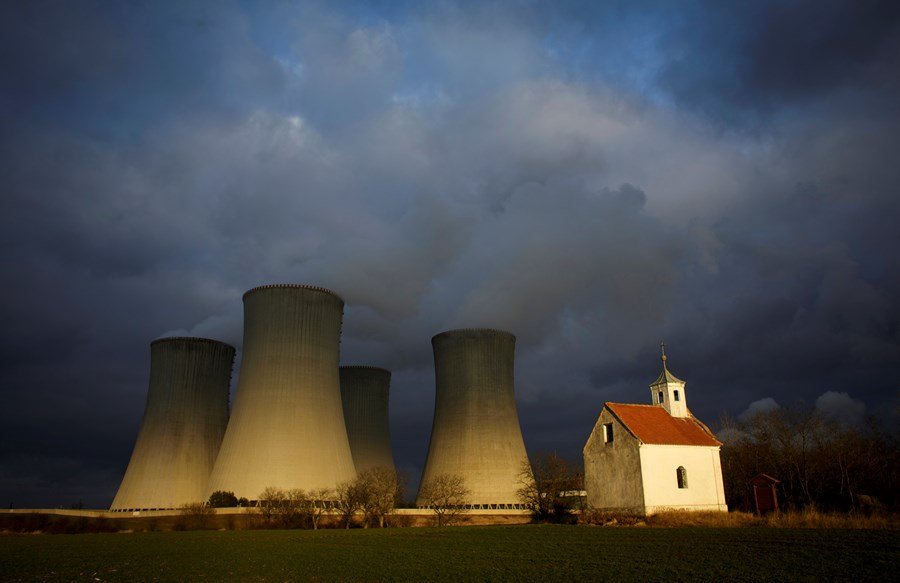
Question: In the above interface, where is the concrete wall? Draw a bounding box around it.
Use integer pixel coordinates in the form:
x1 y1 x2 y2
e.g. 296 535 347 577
583 408 645 512
417 329 531 506
111 337 234 511
639 445 727 513
206 285 356 499
340 366 395 472
3 508 532 525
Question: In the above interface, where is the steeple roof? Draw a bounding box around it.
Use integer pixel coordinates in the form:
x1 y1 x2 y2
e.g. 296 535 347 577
651 341 684 385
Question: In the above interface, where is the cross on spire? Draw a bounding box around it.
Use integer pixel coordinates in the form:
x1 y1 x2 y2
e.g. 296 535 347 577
660 341 668 366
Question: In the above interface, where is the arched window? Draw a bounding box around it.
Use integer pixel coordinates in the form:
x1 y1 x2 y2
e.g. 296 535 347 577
677 466 688 489
658 391 664 403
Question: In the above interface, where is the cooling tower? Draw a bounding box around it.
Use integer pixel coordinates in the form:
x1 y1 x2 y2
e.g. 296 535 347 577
416 328 531 508
110 337 234 511
206 284 356 500
340 366 395 472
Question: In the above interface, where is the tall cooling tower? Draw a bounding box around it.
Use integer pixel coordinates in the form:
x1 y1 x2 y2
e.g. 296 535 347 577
340 366 395 472
416 328 531 508
111 337 234 511
206 284 356 500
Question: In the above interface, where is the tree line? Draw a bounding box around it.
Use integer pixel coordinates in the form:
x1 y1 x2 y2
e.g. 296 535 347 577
196 453 584 528
193 404 899 530
201 466 476 528
719 406 899 513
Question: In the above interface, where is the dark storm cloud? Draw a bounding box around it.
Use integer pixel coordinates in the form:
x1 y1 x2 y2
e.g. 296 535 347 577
509 1 900 121
0 0 287 134
1 0 898 506
657 0 900 120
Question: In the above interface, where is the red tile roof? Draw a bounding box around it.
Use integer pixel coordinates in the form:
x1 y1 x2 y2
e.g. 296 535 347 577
606 403 721 447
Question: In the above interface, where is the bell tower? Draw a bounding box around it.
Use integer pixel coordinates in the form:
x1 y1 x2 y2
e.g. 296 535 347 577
649 342 688 418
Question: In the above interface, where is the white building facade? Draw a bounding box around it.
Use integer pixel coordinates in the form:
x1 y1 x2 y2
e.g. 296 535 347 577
583 347 727 515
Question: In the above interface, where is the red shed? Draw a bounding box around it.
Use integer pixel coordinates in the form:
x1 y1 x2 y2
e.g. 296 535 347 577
749 473 780 515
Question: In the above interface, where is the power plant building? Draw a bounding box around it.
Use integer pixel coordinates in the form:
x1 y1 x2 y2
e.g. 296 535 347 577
340 366 395 472
417 328 531 509
111 337 234 511
206 284 357 500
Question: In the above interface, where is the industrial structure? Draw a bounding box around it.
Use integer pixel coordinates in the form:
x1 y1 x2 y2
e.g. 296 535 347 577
340 366 395 472
417 328 531 509
583 344 727 515
111 337 234 511
105 298 729 518
206 284 356 500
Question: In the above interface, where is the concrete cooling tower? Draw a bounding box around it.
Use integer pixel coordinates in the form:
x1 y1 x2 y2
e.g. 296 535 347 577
340 366 395 472
416 328 532 509
206 284 356 500
111 337 234 511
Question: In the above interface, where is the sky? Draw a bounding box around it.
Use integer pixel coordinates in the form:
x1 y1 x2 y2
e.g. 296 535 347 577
2 0 899 508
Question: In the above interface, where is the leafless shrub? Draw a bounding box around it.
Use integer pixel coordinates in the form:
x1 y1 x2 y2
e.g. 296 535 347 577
646 510 760 528
579 508 897 529
578 508 646 527
177 502 215 530
765 508 895 529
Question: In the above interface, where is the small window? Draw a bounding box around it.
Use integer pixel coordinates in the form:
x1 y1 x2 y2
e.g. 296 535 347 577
603 423 614 444
658 391 664 403
677 466 688 489
674 390 680 402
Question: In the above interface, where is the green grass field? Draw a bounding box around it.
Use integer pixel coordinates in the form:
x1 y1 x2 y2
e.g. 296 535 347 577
2 525 897 582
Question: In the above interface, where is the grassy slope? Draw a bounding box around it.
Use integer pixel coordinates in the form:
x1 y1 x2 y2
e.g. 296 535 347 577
1 525 897 582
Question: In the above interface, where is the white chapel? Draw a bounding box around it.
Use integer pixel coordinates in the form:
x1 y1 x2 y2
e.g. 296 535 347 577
583 344 728 514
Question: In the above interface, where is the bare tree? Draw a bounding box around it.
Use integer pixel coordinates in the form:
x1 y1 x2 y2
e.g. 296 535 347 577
258 487 332 529
258 486 286 525
281 488 309 528
418 473 470 527
303 488 332 530
517 453 582 522
357 466 402 528
334 479 365 528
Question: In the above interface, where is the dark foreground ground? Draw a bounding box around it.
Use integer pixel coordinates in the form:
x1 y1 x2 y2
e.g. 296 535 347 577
1 525 897 582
